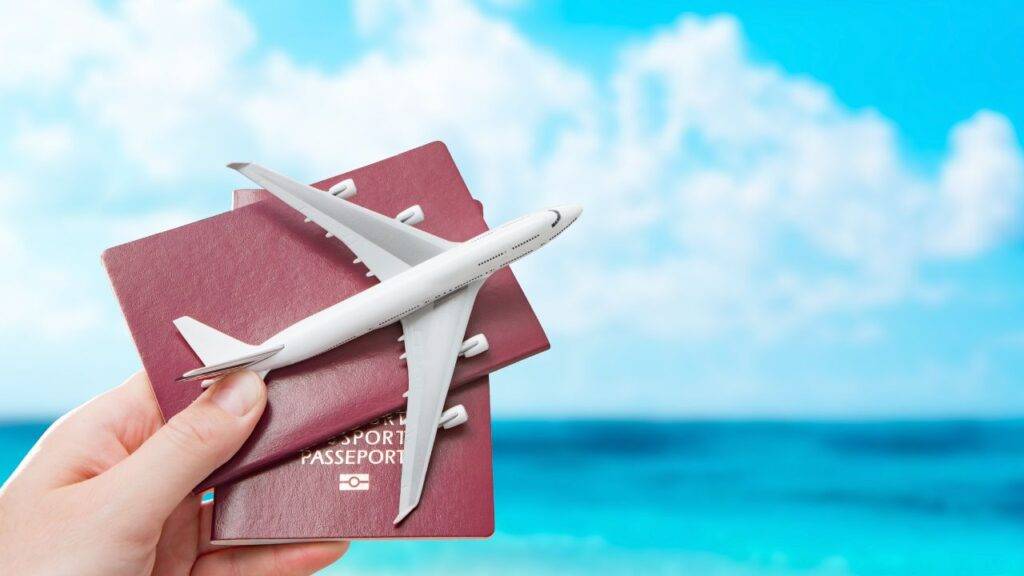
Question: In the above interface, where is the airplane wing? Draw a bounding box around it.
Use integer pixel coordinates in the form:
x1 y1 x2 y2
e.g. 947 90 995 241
229 162 453 280
394 278 486 524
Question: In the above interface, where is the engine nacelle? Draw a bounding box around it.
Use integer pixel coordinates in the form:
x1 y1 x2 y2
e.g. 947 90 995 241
396 204 425 226
328 178 357 199
460 334 489 358
439 404 468 429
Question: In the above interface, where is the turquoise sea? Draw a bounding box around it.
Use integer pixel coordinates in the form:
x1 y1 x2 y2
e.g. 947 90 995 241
3 420 1024 575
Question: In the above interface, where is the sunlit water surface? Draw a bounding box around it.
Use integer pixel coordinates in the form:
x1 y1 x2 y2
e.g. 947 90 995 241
3 420 1023 575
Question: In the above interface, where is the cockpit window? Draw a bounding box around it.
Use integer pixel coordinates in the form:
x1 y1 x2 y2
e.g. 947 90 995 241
548 209 562 227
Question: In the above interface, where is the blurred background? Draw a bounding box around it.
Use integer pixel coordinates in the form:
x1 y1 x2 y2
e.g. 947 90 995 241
1 0 1023 573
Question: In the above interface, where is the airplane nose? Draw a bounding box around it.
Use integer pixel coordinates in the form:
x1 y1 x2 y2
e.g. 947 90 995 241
555 204 582 226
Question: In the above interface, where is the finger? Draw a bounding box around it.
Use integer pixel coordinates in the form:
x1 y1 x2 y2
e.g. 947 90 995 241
103 371 267 522
44 371 164 455
95 370 166 453
193 541 349 576
151 495 202 576
4 371 163 492
80 370 165 449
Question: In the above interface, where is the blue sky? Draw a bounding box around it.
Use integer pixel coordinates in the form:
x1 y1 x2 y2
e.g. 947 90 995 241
243 0 1024 154
0 0 1021 418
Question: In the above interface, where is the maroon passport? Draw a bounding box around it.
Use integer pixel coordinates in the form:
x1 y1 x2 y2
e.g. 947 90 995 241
102 142 549 490
212 379 494 541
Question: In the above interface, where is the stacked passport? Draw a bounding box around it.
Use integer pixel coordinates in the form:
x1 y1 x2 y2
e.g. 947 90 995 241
102 142 549 540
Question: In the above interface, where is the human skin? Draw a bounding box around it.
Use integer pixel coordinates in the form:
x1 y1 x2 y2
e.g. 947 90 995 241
0 370 348 575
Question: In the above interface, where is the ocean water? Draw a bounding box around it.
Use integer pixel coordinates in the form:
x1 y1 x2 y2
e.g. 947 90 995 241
3 420 1024 575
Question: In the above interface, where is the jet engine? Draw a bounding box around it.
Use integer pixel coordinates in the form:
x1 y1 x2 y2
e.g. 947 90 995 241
306 179 357 222
460 334 489 358
396 205 425 226
439 404 469 429
329 178 357 199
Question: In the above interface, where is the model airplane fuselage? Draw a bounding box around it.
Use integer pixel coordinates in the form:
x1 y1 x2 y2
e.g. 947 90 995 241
249 206 573 373
174 162 579 524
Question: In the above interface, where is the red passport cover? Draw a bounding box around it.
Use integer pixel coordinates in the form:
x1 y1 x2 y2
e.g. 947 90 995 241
101 142 549 490
211 189 494 540
212 378 494 541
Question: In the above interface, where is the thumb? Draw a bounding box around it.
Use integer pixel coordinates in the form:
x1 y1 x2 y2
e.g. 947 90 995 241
106 370 266 521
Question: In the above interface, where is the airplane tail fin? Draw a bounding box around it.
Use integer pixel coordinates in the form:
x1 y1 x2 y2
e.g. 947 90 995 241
174 316 255 366
173 316 282 384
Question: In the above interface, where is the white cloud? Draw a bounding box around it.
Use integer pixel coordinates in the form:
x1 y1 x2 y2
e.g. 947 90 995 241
0 0 114 90
0 175 103 341
242 0 594 219
0 0 1021 415
11 121 74 163
931 111 1024 257
74 0 255 179
514 15 1024 340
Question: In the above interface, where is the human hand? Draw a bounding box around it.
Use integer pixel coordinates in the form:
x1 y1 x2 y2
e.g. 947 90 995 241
0 370 347 575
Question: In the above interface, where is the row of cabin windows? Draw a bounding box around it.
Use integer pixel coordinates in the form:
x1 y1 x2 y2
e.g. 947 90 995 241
381 238 547 327
504 252 530 267
416 270 493 318
378 304 421 327
504 235 554 267
477 251 506 266
474 234 541 271
511 234 540 251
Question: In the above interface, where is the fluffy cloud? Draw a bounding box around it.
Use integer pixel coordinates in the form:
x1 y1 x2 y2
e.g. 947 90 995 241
74 0 255 179
222 5 1024 341
520 16 1024 339
0 173 103 341
0 0 1021 414
0 0 114 90
931 111 1024 257
11 121 75 163
242 0 594 223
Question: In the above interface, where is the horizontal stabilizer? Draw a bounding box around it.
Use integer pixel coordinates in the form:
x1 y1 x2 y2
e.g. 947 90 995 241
176 345 284 382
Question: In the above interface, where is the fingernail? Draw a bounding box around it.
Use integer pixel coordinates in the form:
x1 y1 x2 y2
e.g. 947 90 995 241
210 371 264 417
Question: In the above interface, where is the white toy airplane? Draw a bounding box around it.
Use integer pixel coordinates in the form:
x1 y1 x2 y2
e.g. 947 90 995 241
174 162 581 523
